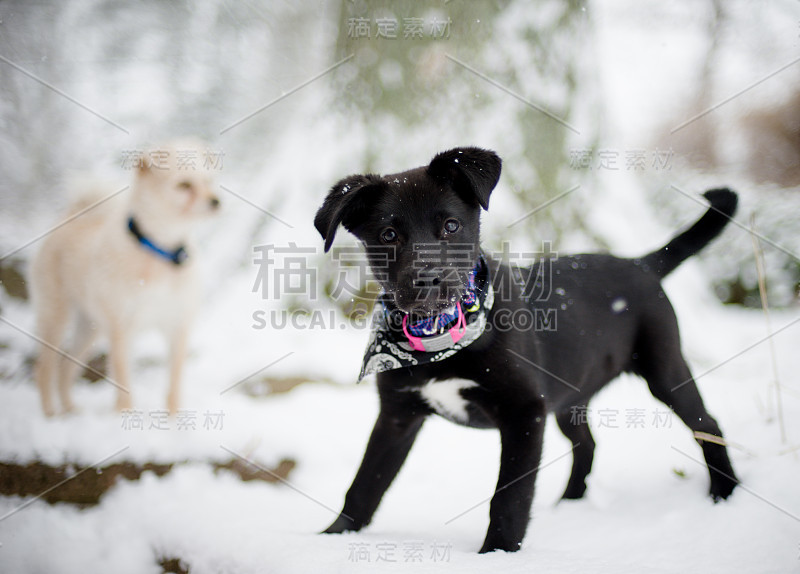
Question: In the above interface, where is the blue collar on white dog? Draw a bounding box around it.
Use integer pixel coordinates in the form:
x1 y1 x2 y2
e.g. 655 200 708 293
127 217 188 266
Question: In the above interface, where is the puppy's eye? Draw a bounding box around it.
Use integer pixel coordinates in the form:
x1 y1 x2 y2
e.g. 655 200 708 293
443 219 460 234
177 181 193 191
380 228 399 244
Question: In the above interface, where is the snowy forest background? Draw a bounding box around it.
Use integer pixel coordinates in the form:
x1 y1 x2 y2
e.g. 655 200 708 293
1 1 799 573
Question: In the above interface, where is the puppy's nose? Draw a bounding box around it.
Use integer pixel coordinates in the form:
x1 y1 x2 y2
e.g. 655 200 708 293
413 268 442 288
209 197 221 210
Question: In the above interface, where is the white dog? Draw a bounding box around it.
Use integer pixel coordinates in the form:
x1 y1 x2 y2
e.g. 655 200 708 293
31 141 220 416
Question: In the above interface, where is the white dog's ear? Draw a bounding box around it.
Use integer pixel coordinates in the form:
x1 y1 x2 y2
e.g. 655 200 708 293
427 147 502 210
314 174 385 252
136 151 151 174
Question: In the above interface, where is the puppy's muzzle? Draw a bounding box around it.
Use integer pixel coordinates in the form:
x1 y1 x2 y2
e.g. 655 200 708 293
413 268 443 289
395 265 465 315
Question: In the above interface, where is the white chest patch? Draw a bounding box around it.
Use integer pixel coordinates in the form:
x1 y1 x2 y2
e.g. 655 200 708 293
418 378 477 424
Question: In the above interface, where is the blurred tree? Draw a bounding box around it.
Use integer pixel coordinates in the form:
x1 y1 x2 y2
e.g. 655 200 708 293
319 0 602 315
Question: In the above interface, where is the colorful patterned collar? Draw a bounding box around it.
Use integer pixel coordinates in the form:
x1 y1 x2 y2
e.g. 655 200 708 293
359 253 494 380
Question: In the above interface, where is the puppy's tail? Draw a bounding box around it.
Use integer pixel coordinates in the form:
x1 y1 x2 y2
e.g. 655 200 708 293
641 188 737 278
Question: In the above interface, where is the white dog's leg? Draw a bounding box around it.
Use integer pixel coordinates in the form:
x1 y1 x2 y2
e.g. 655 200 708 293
57 315 97 413
35 307 69 417
109 324 133 411
166 326 189 415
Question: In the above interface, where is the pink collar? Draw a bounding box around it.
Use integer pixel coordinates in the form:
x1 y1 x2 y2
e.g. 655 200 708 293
401 302 466 352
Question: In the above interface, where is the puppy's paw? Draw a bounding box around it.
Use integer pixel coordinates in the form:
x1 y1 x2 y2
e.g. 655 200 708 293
479 528 524 554
322 515 359 534
478 539 522 554
560 482 587 501
709 474 738 502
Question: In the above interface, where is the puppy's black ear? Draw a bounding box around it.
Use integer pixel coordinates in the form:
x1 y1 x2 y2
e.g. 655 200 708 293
427 147 501 210
314 174 384 252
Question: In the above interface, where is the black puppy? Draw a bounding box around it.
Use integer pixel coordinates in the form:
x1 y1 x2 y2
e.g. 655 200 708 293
314 147 738 553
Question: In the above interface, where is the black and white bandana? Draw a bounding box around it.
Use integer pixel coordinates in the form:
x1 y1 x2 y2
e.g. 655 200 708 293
358 254 494 381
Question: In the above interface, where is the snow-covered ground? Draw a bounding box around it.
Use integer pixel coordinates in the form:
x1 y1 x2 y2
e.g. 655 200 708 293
1 286 799 573
2 1 800 573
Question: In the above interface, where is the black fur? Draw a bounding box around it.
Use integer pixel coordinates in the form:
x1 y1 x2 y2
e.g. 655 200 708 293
316 147 738 553
642 188 738 277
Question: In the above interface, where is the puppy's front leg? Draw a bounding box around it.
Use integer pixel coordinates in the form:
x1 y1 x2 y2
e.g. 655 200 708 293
480 399 546 553
324 406 426 534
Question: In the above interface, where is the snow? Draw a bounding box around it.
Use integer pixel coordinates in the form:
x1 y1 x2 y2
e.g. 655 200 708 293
2 1 800 573
1 320 798 573
2 249 798 572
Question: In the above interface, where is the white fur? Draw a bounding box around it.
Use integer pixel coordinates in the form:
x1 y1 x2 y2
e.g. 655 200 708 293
30 140 219 416
418 378 477 424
